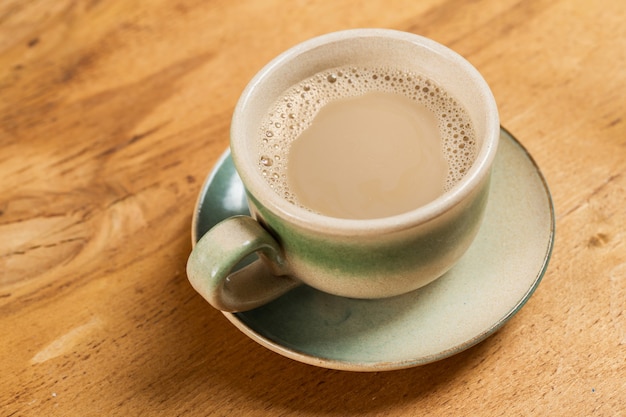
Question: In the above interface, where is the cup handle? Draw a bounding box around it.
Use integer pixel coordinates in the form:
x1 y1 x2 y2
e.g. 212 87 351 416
187 215 300 312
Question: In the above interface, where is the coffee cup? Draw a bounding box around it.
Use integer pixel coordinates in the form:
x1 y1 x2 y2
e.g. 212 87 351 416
187 29 499 312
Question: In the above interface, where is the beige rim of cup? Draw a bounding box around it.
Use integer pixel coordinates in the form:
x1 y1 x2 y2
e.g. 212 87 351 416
230 28 499 235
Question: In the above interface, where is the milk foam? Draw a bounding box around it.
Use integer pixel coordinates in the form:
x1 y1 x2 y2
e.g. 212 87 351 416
257 66 477 208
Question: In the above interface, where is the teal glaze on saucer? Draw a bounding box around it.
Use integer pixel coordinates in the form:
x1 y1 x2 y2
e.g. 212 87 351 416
191 128 555 371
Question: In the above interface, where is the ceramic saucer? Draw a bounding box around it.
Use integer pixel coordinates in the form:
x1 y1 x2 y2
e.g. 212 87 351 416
191 128 555 371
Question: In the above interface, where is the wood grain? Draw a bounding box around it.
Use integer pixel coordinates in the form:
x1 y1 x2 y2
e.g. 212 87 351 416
1 0 625 415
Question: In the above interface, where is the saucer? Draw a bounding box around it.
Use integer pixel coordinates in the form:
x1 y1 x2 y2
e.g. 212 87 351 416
191 128 555 371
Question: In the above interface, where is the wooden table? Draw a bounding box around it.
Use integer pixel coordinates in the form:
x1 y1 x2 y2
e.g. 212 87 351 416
2 0 625 415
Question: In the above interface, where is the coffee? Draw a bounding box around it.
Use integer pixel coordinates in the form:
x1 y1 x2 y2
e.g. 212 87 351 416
257 66 477 219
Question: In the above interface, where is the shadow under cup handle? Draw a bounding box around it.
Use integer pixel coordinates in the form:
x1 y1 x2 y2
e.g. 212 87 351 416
187 215 300 312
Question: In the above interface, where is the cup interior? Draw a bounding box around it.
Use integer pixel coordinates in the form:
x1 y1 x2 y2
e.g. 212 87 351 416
231 29 499 230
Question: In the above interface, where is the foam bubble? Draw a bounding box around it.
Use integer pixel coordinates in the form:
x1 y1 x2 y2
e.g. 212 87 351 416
257 65 477 206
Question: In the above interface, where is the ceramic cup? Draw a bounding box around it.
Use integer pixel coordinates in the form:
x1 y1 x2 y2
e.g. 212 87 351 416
187 29 500 312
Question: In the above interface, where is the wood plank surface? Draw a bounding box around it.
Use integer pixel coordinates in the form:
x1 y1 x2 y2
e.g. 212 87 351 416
1 0 625 415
